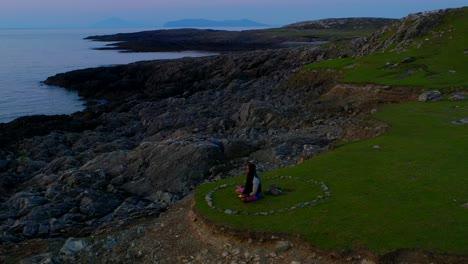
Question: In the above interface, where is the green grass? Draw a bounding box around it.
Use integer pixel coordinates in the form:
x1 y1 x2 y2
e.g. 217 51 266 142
196 101 468 254
305 7 468 90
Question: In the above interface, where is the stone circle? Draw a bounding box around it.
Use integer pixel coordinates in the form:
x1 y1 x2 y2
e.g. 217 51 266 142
204 176 331 216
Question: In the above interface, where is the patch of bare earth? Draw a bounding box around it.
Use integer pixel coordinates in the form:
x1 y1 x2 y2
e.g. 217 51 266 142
104 193 375 264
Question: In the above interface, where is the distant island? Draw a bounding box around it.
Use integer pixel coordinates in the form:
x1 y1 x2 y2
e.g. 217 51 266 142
163 19 271 28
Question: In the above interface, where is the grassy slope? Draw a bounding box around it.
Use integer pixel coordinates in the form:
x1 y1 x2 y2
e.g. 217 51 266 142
196 101 468 254
195 7 468 255
265 28 377 39
305 7 468 90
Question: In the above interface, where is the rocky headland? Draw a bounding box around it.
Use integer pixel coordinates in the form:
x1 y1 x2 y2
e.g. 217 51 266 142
85 18 396 52
0 9 464 263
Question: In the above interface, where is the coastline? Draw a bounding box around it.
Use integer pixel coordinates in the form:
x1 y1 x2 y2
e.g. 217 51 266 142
0 28 218 124
2 9 466 262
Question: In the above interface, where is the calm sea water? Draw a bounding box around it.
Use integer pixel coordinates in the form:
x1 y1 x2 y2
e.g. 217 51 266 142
0 28 217 124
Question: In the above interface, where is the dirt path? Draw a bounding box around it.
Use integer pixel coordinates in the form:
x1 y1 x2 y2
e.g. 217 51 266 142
114 193 374 264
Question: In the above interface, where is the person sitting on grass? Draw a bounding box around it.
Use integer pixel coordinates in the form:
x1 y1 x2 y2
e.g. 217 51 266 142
236 163 262 202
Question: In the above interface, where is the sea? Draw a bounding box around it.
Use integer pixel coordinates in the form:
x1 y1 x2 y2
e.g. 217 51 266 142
0 28 217 124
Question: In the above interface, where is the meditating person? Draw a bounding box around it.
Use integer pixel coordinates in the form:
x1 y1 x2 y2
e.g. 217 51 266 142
236 163 262 202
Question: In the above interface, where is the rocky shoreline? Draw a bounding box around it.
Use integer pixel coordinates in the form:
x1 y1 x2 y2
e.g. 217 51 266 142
1 44 378 246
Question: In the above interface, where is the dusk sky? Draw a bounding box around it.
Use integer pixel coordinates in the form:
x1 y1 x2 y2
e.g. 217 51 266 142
1 0 467 28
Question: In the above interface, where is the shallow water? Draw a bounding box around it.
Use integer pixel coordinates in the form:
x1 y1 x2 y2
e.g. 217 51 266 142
0 28 217 123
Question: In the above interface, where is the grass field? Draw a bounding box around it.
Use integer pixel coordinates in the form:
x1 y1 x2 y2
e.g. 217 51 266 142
195 7 468 255
305 7 468 90
196 100 468 254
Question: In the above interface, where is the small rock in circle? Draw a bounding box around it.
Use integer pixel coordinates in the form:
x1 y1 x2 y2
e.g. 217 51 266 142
418 90 442 102
449 94 466 101
401 57 415 63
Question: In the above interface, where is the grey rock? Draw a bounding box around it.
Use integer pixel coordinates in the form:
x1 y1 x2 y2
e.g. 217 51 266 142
43 156 80 174
37 223 50 235
22 223 39 237
452 118 468 125
222 139 257 159
146 191 174 204
275 240 291 252
231 248 241 255
234 100 277 127
78 190 121 218
11 192 48 211
22 201 75 222
19 253 59 264
267 184 282 196
16 157 48 176
80 150 128 178
418 90 442 102
224 209 233 215
120 140 224 196
103 240 119 250
60 237 89 255
401 57 415 63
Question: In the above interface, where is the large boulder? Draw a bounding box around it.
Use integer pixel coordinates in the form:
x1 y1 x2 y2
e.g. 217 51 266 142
119 139 224 197
233 100 278 127
222 139 258 159
78 190 121 218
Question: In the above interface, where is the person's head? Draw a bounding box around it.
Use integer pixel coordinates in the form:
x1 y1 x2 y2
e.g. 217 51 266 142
247 163 256 175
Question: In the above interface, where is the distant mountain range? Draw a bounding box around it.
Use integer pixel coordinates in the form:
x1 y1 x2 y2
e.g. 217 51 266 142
163 19 271 28
89 18 271 29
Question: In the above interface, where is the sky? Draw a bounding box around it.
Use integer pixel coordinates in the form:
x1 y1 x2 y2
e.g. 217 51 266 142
0 0 467 28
